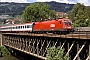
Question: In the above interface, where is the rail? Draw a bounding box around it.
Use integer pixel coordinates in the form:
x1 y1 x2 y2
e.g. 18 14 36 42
2 30 90 40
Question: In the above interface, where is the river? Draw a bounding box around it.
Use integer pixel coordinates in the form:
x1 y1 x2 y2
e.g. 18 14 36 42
0 55 19 60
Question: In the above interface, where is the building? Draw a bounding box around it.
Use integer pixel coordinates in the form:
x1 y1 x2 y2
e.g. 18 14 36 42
56 12 68 18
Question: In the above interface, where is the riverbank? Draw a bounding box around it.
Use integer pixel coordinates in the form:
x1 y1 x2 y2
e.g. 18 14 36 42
0 55 19 60
0 46 19 60
0 46 10 57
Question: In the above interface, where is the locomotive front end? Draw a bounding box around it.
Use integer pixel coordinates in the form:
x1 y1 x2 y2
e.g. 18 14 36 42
64 19 73 31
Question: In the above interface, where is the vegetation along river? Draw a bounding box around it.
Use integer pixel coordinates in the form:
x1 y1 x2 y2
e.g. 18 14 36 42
0 55 19 60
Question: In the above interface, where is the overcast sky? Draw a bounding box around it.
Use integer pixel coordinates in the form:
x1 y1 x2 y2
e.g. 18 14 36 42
0 0 90 6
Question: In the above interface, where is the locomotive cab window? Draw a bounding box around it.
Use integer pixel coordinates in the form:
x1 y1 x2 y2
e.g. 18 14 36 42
64 20 71 26
60 21 62 24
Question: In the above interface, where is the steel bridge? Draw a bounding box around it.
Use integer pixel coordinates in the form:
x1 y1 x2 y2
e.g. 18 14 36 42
0 31 90 60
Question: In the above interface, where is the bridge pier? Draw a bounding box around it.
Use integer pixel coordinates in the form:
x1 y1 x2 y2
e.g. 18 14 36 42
0 33 2 46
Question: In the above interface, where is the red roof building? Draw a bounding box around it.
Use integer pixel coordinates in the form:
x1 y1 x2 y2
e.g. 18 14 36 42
56 12 67 18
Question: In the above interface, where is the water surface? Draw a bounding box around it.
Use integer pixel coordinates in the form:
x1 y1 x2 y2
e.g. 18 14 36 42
0 55 19 60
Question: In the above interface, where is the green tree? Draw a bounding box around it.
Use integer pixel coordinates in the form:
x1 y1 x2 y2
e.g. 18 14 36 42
49 10 56 19
46 46 69 60
22 2 57 23
68 3 90 27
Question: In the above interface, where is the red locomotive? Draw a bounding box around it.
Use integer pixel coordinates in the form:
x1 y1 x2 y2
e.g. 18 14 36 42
0 18 73 34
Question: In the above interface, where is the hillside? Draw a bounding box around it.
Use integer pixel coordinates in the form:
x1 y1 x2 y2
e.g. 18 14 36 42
45 1 74 12
0 1 74 16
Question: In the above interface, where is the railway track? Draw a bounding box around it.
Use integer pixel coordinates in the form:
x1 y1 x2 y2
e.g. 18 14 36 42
2 31 90 39
70 31 90 34
72 27 90 34
1 30 90 35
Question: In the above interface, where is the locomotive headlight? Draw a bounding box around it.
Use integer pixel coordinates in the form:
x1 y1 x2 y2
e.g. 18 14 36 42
68 27 71 28
64 26 66 28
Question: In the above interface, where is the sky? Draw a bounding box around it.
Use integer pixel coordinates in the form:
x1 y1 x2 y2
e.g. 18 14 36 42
0 0 90 6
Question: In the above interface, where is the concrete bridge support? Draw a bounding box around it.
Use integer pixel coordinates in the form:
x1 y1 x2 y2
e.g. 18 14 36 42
0 33 2 46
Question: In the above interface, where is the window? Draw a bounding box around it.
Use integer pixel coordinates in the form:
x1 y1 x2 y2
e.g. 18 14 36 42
12 27 14 29
60 21 62 24
25 26 27 28
18 26 20 29
23 26 24 29
27 25 32 28
9 27 12 29
64 20 71 26
21 26 22 29
16 26 17 29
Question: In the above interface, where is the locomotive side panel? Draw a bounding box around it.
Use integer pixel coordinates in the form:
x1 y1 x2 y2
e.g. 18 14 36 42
41 20 56 31
33 22 42 31
53 20 64 30
33 19 67 32
41 20 64 31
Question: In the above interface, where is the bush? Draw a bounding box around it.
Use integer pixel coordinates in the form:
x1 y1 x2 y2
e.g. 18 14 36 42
0 46 10 57
46 46 69 60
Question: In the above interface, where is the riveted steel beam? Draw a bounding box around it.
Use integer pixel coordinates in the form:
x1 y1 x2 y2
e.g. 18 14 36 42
73 42 86 60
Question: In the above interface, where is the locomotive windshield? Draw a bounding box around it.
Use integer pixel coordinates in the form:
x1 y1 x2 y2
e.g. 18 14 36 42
64 20 71 26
